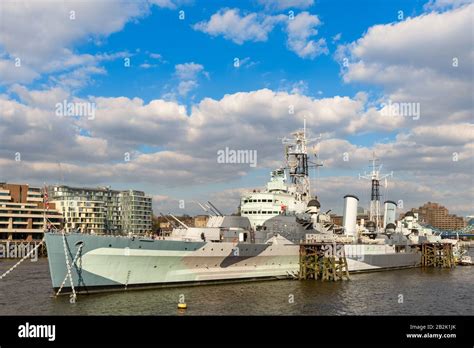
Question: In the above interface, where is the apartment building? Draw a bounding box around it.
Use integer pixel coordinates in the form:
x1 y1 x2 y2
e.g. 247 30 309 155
406 202 467 231
0 183 63 241
48 185 152 234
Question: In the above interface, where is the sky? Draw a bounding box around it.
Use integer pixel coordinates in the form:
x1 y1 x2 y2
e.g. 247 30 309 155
0 0 472 217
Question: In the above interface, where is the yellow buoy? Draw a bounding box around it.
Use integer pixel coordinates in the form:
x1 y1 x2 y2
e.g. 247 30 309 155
177 303 187 310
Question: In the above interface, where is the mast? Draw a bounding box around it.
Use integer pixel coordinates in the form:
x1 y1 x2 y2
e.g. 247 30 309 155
281 120 321 199
359 153 393 230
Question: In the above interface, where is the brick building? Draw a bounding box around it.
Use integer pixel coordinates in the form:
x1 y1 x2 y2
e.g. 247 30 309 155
404 202 466 231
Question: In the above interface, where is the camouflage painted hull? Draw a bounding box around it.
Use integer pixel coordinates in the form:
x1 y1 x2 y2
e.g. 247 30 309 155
45 233 421 294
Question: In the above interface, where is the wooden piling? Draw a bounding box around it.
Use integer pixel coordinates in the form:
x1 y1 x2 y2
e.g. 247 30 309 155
299 242 350 281
421 243 455 268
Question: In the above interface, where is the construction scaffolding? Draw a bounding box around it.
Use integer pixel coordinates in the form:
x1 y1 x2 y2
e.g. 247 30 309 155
299 243 350 281
421 243 455 268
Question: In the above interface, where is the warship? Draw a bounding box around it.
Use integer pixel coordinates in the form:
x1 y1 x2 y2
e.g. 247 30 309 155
44 125 454 295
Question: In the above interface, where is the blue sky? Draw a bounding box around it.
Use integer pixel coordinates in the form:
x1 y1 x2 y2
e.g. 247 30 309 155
67 0 424 106
0 0 472 216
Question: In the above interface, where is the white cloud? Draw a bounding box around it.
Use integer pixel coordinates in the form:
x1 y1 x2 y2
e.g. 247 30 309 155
290 80 309 94
258 0 314 10
8 84 70 109
0 58 39 84
178 80 198 96
0 88 113 164
0 0 148 85
408 123 474 146
193 8 285 45
81 96 189 149
175 62 204 80
1 84 472 215
165 62 208 97
193 9 328 60
140 63 157 69
285 12 328 59
148 0 179 9
332 33 342 43
337 4 473 125
423 0 472 11
236 57 259 69
149 52 163 59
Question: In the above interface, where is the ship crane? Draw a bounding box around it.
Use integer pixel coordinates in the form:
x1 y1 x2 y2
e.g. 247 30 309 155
359 153 393 231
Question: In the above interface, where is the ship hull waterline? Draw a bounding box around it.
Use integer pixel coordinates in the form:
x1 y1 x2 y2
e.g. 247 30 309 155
45 233 421 295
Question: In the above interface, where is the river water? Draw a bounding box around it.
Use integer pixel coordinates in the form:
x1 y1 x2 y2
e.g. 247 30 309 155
0 252 472 316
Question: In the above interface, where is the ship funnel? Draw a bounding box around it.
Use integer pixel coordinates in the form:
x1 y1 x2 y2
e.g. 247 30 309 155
383 200 397 228
343 195 359 237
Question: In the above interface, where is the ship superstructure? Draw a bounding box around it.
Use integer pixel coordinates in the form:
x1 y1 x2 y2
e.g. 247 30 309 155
240 122 321 230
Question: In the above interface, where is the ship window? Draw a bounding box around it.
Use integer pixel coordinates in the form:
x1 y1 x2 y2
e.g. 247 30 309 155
258 199 261 202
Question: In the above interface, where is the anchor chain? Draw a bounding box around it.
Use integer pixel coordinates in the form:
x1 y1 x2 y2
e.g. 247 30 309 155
0 239 44 280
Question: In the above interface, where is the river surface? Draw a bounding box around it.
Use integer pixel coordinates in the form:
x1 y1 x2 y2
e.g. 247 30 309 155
0 251 472 316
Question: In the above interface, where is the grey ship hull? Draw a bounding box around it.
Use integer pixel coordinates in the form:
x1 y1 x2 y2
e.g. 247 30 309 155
45 233 421 294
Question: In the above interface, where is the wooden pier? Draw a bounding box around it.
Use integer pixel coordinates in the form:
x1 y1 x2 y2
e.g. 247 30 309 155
299 243 350 281
421 243 455 268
